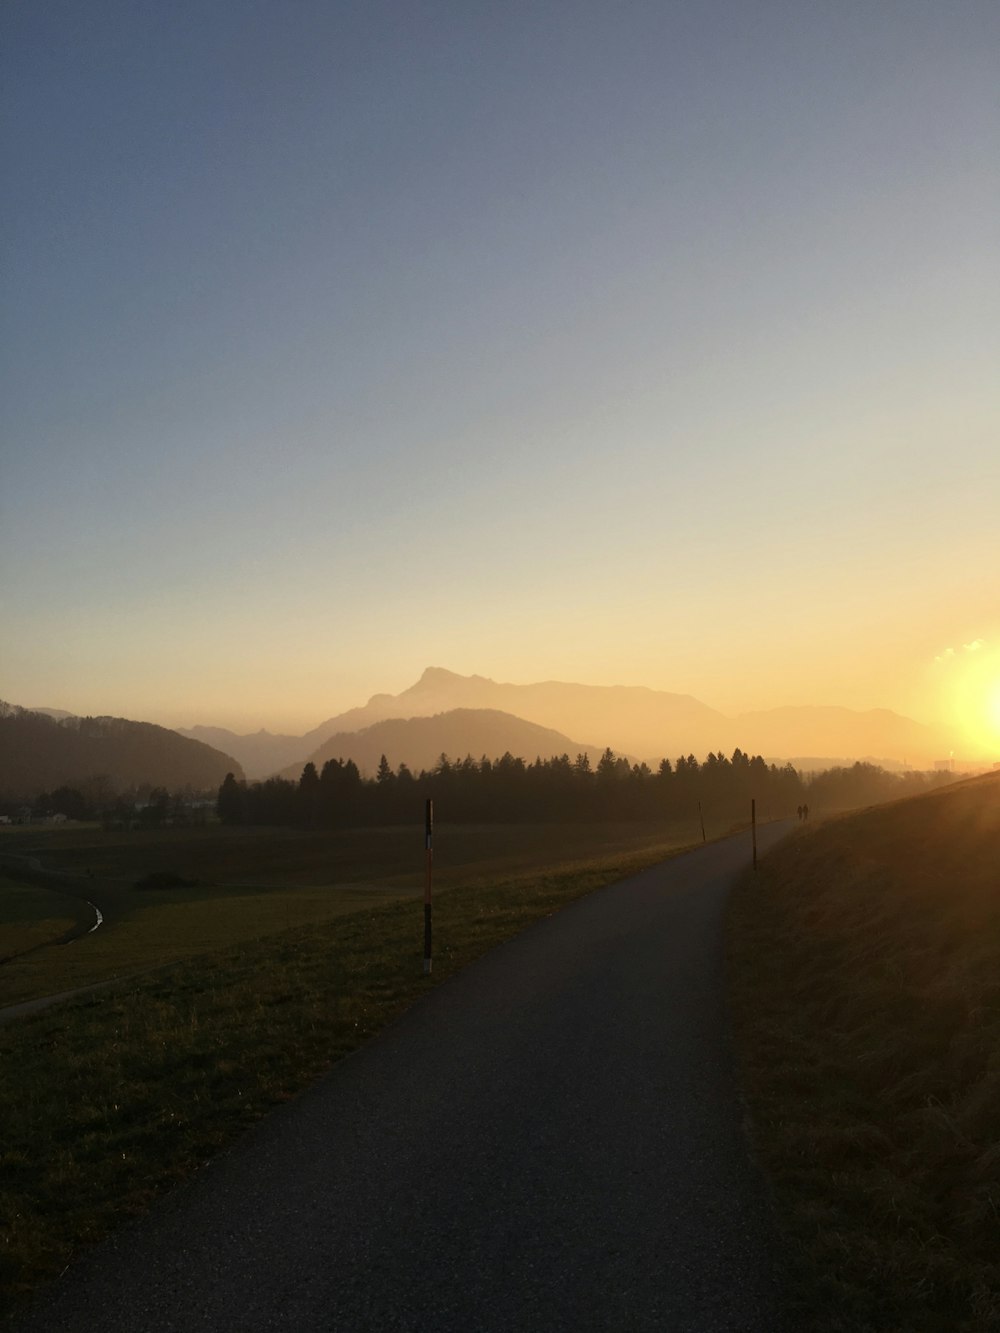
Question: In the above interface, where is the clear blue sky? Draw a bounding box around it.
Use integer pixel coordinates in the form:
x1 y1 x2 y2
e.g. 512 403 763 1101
3 1 998 747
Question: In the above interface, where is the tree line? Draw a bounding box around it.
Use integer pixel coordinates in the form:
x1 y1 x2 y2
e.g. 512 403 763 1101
2 781 214 828
216 749 956 829
4 752 954 829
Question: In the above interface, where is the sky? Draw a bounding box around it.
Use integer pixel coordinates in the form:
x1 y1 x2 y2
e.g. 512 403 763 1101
2 1 999 753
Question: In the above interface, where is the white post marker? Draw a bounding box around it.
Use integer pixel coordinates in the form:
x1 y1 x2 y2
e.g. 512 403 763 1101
423 798 433 974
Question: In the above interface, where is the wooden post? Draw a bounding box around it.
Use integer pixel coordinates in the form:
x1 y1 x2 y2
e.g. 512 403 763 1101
751 798 758 871
423 798 433 974
698 801 706 843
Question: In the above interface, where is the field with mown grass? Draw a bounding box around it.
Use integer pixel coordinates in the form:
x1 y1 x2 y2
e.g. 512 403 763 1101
727 769 1000 1332
0 818 698 1319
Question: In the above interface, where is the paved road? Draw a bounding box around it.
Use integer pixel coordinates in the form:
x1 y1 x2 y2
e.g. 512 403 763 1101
17 824 791 1332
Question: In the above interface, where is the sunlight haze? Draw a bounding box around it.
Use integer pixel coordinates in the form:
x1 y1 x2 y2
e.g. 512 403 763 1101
2 1 998 755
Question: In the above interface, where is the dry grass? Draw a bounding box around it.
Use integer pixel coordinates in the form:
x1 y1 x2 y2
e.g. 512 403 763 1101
728 770 1000 1331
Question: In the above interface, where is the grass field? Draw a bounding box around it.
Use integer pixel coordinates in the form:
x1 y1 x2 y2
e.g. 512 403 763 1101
0 878 85 962
0 820 696 1010
727 770 1000 1331
3 819 696 889
0 817 698 1318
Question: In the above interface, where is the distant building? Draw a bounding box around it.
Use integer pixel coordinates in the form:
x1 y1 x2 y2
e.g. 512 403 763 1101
934 758 954 772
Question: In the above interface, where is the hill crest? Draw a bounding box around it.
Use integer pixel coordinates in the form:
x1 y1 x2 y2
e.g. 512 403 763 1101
0 703 244 798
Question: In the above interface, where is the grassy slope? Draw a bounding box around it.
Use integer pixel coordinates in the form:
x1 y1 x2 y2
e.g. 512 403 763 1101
728 770 1000 1331
1 822 694 1319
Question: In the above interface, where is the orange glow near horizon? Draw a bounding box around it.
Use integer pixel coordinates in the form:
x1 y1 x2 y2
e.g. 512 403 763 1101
938 642 1000 758
988 682 1000 740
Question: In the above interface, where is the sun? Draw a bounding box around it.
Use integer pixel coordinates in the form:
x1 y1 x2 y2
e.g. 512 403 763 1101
961 662 1000 754
936 640 1000 757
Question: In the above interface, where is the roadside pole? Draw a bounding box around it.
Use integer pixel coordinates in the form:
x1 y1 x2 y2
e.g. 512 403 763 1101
751 798 758 871
423 798 433 974
698 801 706 843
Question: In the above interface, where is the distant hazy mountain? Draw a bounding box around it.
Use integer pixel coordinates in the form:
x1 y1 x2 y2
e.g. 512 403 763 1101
0 704 244 797
369 670 944 766
277 709 607 781
179 726 308 779
185 670 726 778
183 666 947 778
732 706 944 768
303 667 733 763
178 710 362 780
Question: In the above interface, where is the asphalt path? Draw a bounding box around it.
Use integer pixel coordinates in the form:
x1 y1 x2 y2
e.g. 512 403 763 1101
16 823 791 1332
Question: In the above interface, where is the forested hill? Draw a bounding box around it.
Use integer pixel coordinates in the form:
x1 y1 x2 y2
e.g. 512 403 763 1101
278 708 607 780
0 703 244 798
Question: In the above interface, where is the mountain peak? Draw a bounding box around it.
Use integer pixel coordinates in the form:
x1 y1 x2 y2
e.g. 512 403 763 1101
411 666 489 690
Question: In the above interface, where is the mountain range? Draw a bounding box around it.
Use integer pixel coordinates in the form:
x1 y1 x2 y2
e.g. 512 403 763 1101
180 667 947 780
5 670 950 801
